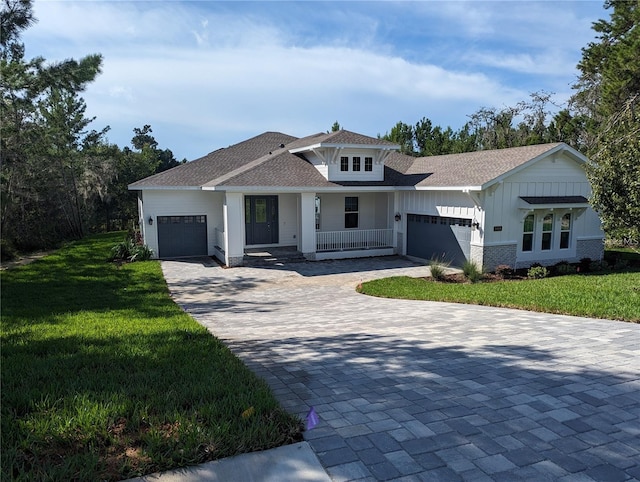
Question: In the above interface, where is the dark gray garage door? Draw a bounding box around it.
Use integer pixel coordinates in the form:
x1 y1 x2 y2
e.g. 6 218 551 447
407 214 471 267
157 215 207 258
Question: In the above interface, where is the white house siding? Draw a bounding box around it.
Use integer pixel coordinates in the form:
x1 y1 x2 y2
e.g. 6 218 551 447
304 152 329 179
305 148 384 182
316 192 390 232
277 193 298 246
141 190 224 259
482 152 604 269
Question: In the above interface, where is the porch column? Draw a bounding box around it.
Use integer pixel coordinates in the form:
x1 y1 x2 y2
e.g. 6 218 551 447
393 191 403 255
300 192 316 260
224 192 244 267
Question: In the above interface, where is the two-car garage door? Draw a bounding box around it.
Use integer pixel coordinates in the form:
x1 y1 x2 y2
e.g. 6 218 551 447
406 214 471 266
157 215 207 258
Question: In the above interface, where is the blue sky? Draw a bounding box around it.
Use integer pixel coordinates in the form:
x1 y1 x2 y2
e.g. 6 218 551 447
24 1 607 160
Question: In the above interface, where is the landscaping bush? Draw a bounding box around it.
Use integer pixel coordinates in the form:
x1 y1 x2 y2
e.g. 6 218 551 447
579 257 592 272
589 260 609 272
429 258 448 281
462 260 483 283
554 261 576 275
494 264 514 279
527 265 549 279
110 237 153 263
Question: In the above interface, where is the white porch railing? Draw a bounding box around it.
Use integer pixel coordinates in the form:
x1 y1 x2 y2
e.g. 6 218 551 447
316 229 393 252
215 227 226 252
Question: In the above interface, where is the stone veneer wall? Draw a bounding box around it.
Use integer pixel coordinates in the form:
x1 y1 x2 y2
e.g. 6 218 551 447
227 256 244 267
481 243 518 272
576 238 605 262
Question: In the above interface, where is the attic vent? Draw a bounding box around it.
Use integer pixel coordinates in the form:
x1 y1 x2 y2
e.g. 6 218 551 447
279 143 285 148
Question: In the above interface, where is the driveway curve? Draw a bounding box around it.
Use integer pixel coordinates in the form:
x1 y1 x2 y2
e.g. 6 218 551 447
162 257 640 481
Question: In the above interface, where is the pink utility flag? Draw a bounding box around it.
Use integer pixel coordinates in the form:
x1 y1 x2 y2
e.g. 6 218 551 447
306 406 319 430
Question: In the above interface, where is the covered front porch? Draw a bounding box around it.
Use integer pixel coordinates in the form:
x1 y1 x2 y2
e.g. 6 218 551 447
215 190 399 267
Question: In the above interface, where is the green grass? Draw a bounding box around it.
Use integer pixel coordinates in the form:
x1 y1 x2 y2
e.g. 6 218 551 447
1 233 302 481
359 270 640 323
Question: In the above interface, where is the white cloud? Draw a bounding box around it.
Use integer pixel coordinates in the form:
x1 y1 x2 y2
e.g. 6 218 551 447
23 0 605 159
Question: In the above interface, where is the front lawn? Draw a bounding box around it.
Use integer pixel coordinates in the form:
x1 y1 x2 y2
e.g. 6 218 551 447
359 270 640 322
1 233 302 481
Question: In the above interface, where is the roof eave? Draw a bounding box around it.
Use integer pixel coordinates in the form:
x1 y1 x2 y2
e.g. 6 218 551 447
127 185 202 191
414 185 482 191
480 143 582 191
289 143 399 153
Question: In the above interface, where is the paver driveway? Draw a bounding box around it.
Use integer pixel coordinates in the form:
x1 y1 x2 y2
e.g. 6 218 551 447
162 257 640 481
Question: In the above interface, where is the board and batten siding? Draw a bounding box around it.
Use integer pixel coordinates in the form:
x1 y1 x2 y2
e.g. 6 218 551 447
481 152 603 267
402 191 476 219
141 190 224 258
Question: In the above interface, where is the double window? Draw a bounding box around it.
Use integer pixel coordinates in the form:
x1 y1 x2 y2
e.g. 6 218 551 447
522 213 572 252
345 196 358 228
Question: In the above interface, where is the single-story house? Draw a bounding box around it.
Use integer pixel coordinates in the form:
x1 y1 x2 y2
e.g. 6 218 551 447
128 129 604 270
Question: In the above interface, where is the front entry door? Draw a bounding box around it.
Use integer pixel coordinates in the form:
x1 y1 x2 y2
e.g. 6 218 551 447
245 196 279 245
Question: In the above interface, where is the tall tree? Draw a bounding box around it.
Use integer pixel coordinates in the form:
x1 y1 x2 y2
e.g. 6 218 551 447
382 121 415 155
1 0 103 250
574 0 640 243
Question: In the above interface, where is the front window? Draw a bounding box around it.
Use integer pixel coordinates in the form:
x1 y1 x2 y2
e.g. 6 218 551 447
365 157 373 171
523 214 534 252
352 157 361 171
345 196 358 229
315 196 321 230
541 214 553 250
340 156 349 172
560 213 571 249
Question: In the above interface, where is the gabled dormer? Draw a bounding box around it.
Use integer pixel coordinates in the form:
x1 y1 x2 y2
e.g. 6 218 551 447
288 130 399 182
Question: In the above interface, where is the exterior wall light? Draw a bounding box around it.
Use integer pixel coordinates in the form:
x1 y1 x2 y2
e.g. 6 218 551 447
148 216 153 225
472 219 480 230
395 213 402 222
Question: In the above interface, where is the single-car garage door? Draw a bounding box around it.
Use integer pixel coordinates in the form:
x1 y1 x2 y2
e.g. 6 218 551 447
407 214 471 266
157 215 207 258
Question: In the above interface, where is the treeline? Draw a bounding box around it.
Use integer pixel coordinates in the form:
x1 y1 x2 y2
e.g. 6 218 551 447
378 91 584 156
378 0 638 243
0 0 184 256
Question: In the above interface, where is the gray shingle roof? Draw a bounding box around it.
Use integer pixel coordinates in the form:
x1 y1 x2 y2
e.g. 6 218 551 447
407 143 565 188
129 131 572 191
128 132 297 188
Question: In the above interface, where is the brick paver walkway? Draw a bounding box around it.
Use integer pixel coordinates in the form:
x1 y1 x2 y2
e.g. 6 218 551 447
162 257 640 481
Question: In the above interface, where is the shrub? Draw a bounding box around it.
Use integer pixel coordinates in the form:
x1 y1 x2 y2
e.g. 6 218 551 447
429 258 448 281
527 265 548 279
494 264 514 279
579 257 592 272
110 237 153 263
462 260 483 283
554 261 576 275
589 260 609 271
129 244 153 262
613 258 629 270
